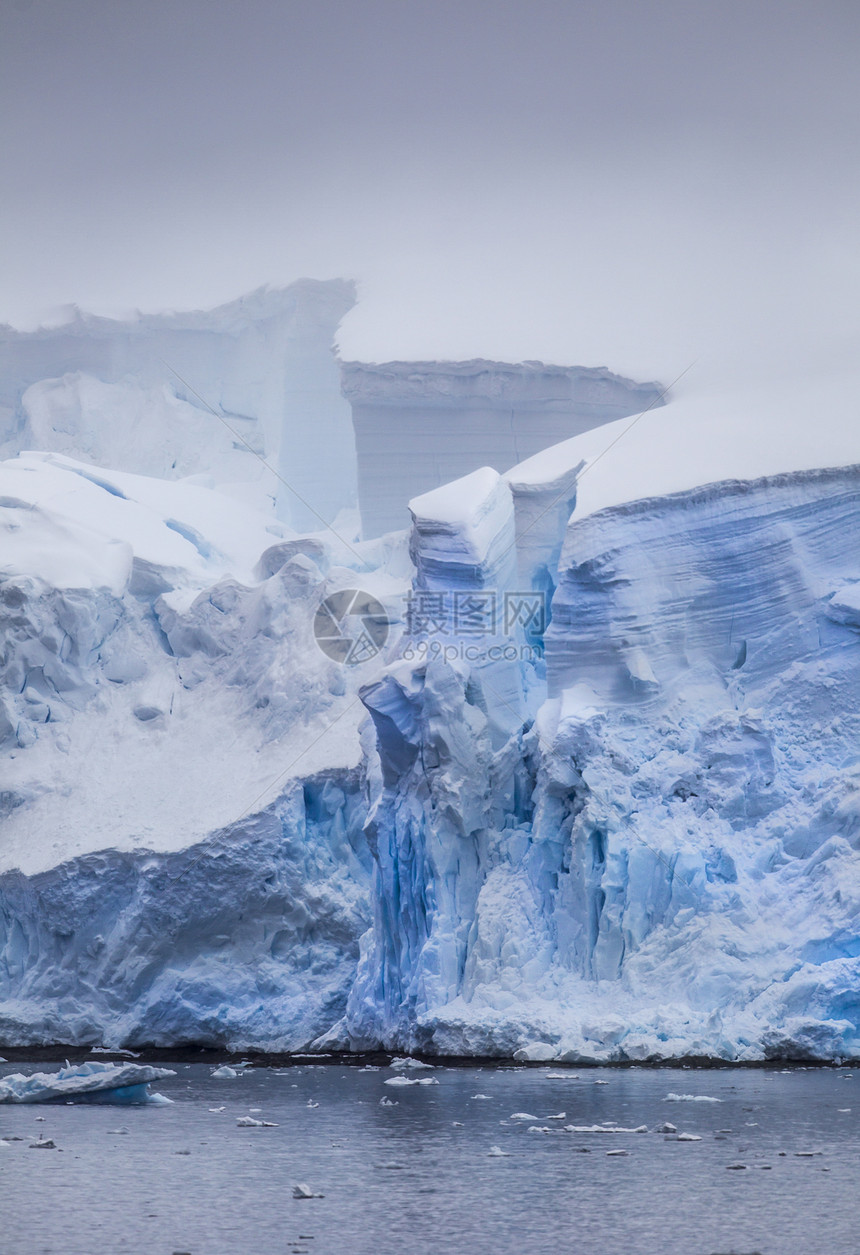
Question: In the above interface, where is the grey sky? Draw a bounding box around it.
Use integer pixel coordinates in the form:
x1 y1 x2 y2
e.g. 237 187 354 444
2 0 858 382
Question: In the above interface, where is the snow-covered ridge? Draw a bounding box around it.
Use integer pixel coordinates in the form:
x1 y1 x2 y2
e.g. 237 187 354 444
513 368 860 525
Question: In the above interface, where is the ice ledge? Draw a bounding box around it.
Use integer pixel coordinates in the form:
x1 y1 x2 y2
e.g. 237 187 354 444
340 358 663 408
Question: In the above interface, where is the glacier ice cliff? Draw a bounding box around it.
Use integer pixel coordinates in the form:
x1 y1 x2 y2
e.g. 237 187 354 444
339 457 860 1060
341 359 664 536
0 281 356 528
1 330 859 1061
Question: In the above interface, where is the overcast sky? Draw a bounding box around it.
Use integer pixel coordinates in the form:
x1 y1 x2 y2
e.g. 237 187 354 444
2 0 858 385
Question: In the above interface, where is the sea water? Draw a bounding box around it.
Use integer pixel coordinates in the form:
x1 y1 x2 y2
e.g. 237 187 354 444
0 1061 855 1254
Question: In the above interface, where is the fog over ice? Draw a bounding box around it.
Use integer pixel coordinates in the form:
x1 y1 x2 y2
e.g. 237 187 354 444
1 0 858 388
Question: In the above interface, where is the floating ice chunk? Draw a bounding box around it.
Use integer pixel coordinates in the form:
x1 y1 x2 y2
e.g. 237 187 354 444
471 1094 492 1100
510 1112 539 1121
664 1093 723 1103
655 1122 677 1133
0 1062 175 1105
487 1146 511 1156
208 1107 226 1113
563 1124 647 1134
384 1076 439 1087
292 1183 324 1199
29 1138 57 1149
546 1113 567 1120
211 1066 238 1079
676 1133 702 1141
379 1097 398 1106
236 1116 278 1127
606 1149 629 1156
307 1100 320 1108
389 1057 434 1070
543 1073 580 1081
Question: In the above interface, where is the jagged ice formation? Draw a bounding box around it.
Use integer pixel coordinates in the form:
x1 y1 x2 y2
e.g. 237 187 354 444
1 295 859 1062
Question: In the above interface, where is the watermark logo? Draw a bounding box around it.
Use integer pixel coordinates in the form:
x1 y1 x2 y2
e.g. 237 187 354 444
406 590 546 638
313 588 389 665
314 588 547 666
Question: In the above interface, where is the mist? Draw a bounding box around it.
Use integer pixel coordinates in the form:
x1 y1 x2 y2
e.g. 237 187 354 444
2 0 858 388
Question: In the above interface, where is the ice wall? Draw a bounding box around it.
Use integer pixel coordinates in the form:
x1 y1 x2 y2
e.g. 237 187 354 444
2 358 860 1061
0 450 394 1049
0 281 357 527
341 359 664 536
340 447 860 1061
0 785 370 1050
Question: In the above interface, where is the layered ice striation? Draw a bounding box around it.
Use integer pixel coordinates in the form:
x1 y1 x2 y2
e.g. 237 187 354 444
342 359 664 536
1 342 860 1061
409 467 517 595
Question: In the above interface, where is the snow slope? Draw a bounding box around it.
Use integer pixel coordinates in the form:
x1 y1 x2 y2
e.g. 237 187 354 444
509 369 860 522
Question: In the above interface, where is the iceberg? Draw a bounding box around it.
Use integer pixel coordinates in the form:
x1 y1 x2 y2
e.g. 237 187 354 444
0 1061 175 1104
1 284 859 1064
0 281 356 528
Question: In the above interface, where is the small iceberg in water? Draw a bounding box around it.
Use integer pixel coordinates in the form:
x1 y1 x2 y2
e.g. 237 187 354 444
0 1061 175 1105
384 1075 439 1087
293 1183 324 1199
664 1093 723 1103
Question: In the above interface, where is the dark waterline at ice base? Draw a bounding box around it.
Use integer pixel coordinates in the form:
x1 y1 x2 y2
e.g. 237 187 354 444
0 1061 856 1255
